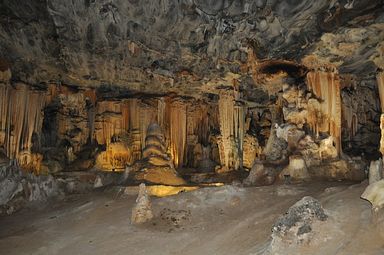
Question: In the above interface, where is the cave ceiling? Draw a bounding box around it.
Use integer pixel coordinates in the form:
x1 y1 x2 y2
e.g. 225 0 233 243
0 0 383 98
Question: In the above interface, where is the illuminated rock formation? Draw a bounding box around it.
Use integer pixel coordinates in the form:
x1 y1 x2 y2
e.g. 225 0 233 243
217 89 246 171
95 143 131 171
0 83 45 172
242 134 262 169
169 99 187 169
129 123 185 186
307 71 342 155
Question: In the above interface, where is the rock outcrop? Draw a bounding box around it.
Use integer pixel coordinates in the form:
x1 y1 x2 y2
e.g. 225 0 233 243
0 164 61 215
267 196 328 253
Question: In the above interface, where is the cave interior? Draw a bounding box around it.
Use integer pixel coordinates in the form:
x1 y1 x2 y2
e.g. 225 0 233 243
1 0 384 254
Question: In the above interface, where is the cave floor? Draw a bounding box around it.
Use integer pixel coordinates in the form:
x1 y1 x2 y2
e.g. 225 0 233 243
0 181 382 255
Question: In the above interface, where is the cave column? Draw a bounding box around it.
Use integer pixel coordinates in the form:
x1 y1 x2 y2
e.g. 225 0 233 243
169 98 187 169
306 70 342 156
376 72 384 156
218 88 246 171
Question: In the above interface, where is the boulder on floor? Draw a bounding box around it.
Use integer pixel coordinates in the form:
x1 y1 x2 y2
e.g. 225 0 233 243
269 196 328 250
243 162 275 186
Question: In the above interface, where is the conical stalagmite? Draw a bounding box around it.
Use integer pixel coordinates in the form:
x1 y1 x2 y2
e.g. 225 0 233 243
129 123 186 186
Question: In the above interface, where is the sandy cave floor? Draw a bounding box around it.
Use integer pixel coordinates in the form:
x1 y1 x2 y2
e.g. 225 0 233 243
0 181 383 255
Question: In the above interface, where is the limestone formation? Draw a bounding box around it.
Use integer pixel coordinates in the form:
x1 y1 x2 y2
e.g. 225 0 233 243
242 134 262 169
361 180 384 211
279 156 310 183
369 159 383 184
0 0 382 197
243 162 275 186
129 123 186 186
131 183 153 224
0 164 61 215
1 1 384 252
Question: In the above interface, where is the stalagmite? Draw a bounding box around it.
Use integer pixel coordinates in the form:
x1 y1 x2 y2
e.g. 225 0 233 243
131 183 153 224
169 99 187 168
128 123 186 185
307 71 342 155
369 159 383 184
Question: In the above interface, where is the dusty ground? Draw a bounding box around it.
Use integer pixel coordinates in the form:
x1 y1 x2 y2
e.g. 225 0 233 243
0 181 383 255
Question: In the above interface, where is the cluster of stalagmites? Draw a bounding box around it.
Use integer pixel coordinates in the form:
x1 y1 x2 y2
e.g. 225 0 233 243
244 70 367 186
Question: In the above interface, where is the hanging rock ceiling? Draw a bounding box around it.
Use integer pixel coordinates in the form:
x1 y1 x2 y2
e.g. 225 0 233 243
0 0 383 96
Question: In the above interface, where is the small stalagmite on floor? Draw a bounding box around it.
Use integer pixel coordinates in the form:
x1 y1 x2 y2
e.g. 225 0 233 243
131 183 153 224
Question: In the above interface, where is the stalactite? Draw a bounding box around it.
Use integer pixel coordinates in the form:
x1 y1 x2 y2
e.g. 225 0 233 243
377 72 384 157
169 98 187 168
128 98 142 161
121 100 130 132
95 101 123 146
234 102 245 169
217 85 247 171
139 101 157 152
94 100 134 170
380 114 384 156
95 142 132 171
306 71 342 155
376 72 384 112
84 89 97 106
185 101 211 167
157 97 166 130
0 84 10 146
218 91 235 169
0 83 45 171
342 102 358 139
88 104 96 144
56 91 90 153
